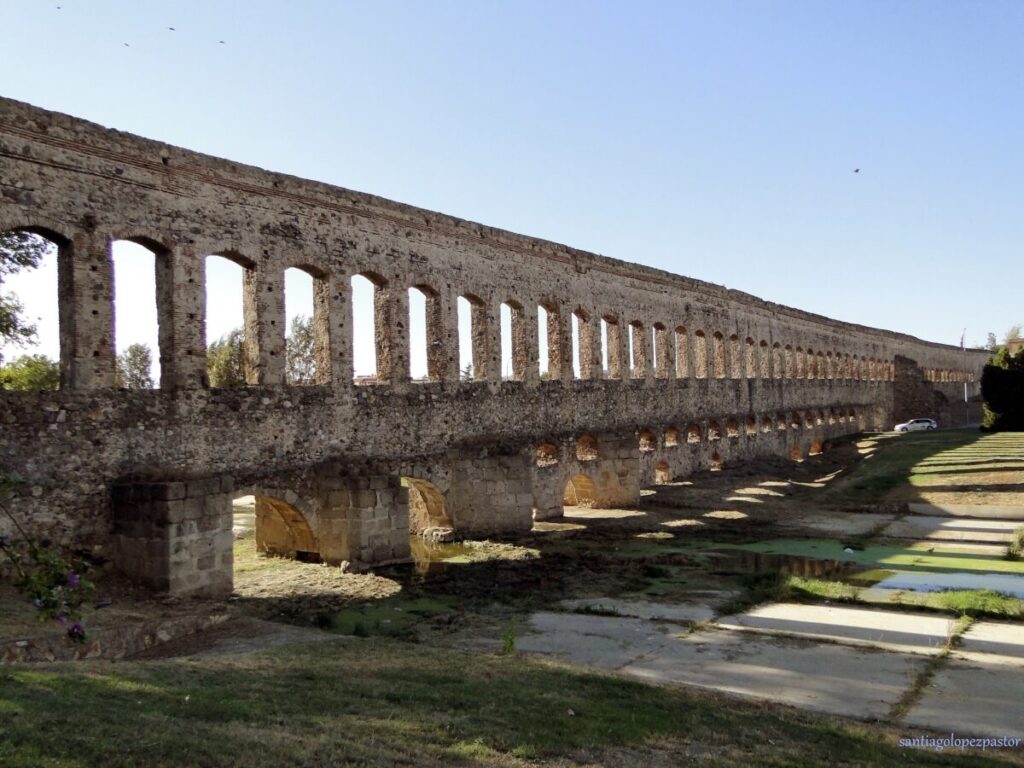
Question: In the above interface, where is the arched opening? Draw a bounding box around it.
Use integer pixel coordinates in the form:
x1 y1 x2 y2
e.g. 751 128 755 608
795 347 806 379
457 294 485 381
0 229 67 390
772 342 783 379
809 440 825 456
404 477 453 535
664 426 679 447
790 446 804 462
112 239 161 389
654 461 671 484
628 320 646 378
638 429 656 452
805 412 815 430
206 253 256 387
790 412 802 430
710 452 723 470
675 326 689 378
806 348 816 379
535 442 559 467
351 272 390 384
784 345 794 378
712 332 726 378
500 300 525 381
816 410 825 426
825 352 833 380
576 433 599 461
828 409 837 425
686 423 701 443
708 421 722 441
693 330 708 378
563 474 597 508
285 265 328 386
600 315 621 378
409 284 443 383
816 351 826 380
233 493 319 580
252 494 319 561
746 415 757 435
761 416 774 433
777 413 787 431
726 418 740 438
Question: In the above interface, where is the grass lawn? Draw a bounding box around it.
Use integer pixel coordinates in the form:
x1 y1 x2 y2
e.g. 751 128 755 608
825 430 1024 506
1 638 1019 768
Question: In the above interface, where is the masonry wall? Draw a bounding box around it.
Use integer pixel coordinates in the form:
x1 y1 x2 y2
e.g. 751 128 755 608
0 98 990 594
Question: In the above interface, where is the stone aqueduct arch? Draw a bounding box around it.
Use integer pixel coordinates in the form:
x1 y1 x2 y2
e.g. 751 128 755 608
0 98 989 596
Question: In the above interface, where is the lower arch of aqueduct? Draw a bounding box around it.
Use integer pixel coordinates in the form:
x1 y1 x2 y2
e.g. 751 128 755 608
0 98 988 596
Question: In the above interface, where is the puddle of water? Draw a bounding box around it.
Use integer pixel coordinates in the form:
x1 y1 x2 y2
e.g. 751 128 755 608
409 538 482 575
704 549 859 579
875 571 1024 598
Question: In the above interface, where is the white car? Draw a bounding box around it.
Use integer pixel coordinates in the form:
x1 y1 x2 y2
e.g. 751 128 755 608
894 418 937 432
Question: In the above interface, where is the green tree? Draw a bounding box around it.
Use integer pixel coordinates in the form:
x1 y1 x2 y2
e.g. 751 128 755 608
115 343 155 389
985 332 999 352
0 354 60 391
0 232 52 364
207 328 248 388
286 315 318 385
981 346 1024 431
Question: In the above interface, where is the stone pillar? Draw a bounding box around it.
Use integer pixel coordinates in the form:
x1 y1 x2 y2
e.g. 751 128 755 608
547 305 571 383
156 245 205 389
111 478 233 597
243 265 285 385
62 231 115 389
383 284 409 386
439 288 460 383
581 311 601 380
320 477 410 569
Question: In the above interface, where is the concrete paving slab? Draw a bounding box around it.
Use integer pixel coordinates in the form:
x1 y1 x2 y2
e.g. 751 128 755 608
902 656 1024 735
623 628 926 719
516 612 683 669
560 598 715 624
715 603 955 655
900 540 1008 556
956 621 1024 665
882 516 1019 544
909 503 1024 521
564 507 647 520
775 512 895 538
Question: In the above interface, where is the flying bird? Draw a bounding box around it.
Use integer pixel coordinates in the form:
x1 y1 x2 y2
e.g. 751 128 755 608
853 168 860 173
168 27 176 31
123 42 130 47
218 40 226 44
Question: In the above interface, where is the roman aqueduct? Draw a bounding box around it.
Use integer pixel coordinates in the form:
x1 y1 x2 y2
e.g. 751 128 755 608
0 98 988 596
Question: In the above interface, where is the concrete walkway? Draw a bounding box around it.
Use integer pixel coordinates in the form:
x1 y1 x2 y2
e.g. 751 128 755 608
514 601 1024 733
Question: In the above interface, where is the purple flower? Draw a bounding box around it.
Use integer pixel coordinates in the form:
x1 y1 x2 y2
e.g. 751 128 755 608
56 614 68 626
66 570 80 589
67 623 85 642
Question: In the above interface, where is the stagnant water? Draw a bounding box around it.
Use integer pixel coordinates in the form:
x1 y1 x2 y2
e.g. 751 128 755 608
704 549 859 579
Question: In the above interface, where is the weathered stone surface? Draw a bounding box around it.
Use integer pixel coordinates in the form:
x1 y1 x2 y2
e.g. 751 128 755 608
0 97 987 596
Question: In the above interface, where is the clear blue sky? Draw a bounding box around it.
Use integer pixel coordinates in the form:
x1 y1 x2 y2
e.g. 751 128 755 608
1 0 1021 377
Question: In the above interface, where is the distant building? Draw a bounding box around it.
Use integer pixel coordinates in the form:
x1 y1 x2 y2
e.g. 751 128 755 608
1007 338 1024 355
